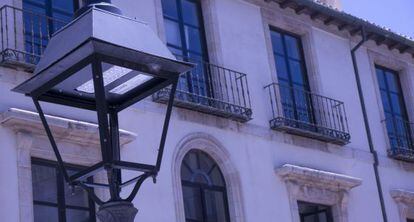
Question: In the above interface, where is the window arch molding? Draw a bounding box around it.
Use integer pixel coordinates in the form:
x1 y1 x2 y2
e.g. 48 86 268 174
171 132 245 222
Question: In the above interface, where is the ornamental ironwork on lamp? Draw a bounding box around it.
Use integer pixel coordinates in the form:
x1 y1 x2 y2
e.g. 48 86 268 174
12 1 194 221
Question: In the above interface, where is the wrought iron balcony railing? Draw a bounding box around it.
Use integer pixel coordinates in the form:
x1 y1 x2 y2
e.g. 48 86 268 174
153 58 252 122
383 117 414 162
0 5 67 70
265 83 350 145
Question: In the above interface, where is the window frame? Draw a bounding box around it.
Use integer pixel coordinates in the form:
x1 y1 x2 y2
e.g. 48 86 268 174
180 150 231 222
31 158 96 222
269 26 315 124
375 65 413 151
269 26 311 91
161 0 212 98
375 65 410 121
298 201 334 222
162 0 209 61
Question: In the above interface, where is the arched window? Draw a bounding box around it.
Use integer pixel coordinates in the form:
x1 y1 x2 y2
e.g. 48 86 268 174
181 150 230 222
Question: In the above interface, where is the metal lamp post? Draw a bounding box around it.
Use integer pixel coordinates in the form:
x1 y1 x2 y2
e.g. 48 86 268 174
13 1 194 221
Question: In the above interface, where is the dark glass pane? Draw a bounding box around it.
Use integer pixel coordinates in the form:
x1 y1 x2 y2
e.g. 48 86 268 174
380 90 391 113
270 31 284 54
32 164 57 203
161 0 179 18
165 19 182 47
390 93 403 115
181 164 193 181
279 85 295 119
376 68 386 90
169 46 184 59
66 209 90 222
34 205 59 222
52 12 72 24
285 35 300 59
52 0 74 12
194 173 209 184
63 170 90 208
293 89 312 124
64 183 89 208
23 2 45 14
185 26 203 53
204 190 228 222
385 71 399 93
182 0 200 27
198 152 214 172
185 151 199 170
275 55 288 81
209 166 225 187
298 201 333 222
26 0 46 5
385 113 394 131
183 186 203 221
181 151 229 222
188 57 208 99
289 60 305 85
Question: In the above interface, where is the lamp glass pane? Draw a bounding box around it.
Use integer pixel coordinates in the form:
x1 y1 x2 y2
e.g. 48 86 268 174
109 74 153 95
76 65 133 94
75 63 154 95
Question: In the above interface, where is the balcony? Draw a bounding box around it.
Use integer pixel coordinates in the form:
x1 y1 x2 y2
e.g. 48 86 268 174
153 59 252 122
383 117 414 162
265 83 350 145
0 6 67 71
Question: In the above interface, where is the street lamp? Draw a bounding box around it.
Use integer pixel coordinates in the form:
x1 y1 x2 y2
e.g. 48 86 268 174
13 1 194 221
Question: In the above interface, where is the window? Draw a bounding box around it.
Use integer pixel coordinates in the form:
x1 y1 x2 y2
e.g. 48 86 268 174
376 66 412 151
270 28 313 125
298 201 334 222
161 0 210 98
31 159 95 222
181 150 230 222
23 0 78 60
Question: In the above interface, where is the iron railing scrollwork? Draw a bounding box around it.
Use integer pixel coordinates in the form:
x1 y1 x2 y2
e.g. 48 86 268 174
383 116 414 162
154 56 252 122
265 82 350 145
0 5 67 69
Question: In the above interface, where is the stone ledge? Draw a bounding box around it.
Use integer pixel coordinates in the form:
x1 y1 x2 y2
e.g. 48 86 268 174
1 108 137 146
276 164 362 191
391 189 414 204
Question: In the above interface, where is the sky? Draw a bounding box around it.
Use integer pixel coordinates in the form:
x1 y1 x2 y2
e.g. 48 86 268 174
341 0 414 38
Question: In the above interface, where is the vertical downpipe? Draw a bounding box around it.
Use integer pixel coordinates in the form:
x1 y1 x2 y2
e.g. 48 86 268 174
351 27 388 222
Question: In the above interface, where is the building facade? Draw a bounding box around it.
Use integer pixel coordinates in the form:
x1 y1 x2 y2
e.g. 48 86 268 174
0 0 413 221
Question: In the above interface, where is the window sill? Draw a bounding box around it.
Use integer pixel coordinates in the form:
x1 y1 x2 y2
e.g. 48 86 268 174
270 117 351 145
0 48 37 72
388 147 414 163
153 88 252 123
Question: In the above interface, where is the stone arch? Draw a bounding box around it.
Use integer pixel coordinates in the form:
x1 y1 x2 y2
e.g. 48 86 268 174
171 132 245 222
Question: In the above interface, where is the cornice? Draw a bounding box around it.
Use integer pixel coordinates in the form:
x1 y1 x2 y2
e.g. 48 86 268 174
391 189 414 205
1 108 137 147
276 164 362 191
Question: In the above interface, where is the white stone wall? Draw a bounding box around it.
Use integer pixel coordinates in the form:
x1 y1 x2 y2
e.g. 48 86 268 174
0 0 412 222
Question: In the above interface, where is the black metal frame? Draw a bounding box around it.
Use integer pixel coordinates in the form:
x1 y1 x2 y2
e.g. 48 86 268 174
31 158 96 222
265 82 350 145
376 65 414 162
269 27 314 124
181 150 231 222
28 52 181 206
298 201 333 222
153 58 253 122
0 5 69 69
23 0 79 31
